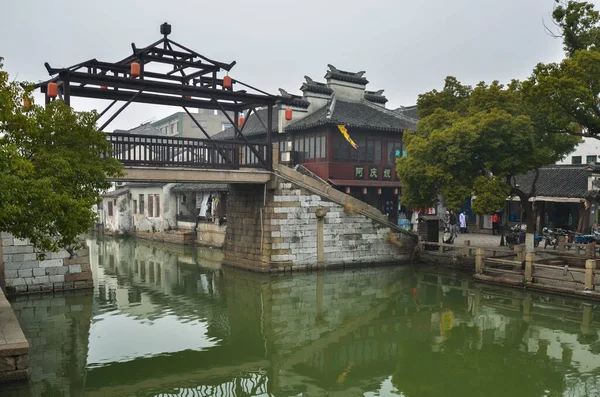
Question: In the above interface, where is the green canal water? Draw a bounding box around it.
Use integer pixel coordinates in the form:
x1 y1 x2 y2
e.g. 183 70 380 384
4 237 600 396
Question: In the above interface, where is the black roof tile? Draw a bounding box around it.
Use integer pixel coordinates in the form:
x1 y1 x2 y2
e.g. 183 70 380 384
286 100 416 132
395 105 419 121
324 64 368 85
300 76 334 96
213 108 277 140
514 165 591 198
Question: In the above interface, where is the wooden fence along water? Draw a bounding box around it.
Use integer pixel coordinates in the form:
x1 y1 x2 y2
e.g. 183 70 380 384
417 237 600 300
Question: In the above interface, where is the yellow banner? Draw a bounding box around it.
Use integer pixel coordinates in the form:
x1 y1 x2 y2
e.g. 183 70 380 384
337 125 359 149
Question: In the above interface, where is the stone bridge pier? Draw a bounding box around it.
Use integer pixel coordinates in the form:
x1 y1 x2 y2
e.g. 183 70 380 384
224 166 411 272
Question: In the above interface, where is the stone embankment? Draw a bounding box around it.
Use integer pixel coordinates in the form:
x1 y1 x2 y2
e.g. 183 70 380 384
1 233 92 295
0 288 29 382
224 165 413 272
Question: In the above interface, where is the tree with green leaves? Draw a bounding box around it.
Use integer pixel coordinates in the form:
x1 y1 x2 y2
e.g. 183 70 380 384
397 77 578 248
528 1 600 139
0 58 123 253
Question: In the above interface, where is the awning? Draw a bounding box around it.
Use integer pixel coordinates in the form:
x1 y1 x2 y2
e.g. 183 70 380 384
328 179 400 188
508 196 585 203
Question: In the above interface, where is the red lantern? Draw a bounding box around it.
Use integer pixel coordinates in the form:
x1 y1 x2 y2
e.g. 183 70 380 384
238 116 245 127
23 98 31 110
394 188 399 195
185 95 192 99
47 82 58 98
345 187 351 194
130 62 141 78
285 108 293 121
223 75 232 89
377 188 382 195
100 85 108 89
362 187 367 195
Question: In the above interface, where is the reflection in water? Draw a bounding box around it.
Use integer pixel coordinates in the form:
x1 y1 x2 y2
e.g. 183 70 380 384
5 237 600 396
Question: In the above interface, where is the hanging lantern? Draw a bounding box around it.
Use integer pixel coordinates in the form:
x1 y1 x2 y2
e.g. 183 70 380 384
23 98 31 110
285 108 293 121
362 187 367 195
100 85 108 89
345 187 351 194
47 82 58 98
394 188 399 195
238 116 245 127
223 75 232 89
185 95 192 99
377 188 382 195
130 62 141 78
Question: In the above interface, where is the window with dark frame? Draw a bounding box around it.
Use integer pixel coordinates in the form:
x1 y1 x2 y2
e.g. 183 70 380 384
133 200 137 214
108 201 113 217
587 155 597 164
148 195 154 218
139 194 145 215
572 156 582 165
155 195 160 217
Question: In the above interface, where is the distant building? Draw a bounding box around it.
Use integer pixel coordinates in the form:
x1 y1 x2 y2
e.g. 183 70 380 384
151 109 234 138
557 137 600 165
214 64 417 225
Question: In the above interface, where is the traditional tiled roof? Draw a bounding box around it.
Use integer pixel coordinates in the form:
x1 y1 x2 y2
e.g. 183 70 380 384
113 123 165 136
213 108 278 140
171 183 228 193
395 105 419 121
279 89 310 109
300 76 334 96
324 64 369 85
364 89 388 104
286 100 417 132
104 187 129 198
514 165 591 198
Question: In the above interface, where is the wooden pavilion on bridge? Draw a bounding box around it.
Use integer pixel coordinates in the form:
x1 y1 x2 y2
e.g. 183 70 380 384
33 22 295 172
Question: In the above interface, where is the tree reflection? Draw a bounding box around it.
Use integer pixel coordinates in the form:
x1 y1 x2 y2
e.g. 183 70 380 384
392 316 565 397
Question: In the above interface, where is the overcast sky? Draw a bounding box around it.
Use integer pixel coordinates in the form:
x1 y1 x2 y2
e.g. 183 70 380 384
1 0 594 130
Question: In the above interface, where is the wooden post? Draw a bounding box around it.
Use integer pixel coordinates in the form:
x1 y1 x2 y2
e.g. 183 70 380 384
581 303 594 336
463 240 471 257
514 244 524 263
558 236 566 253
586 243 596 259
315 208 327 267
523 295 533 322
525 252 535 283
475 248 484 274
585 259 596 291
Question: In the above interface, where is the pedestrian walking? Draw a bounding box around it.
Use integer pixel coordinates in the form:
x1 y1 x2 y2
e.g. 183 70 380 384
449 210 458 234
459 211 467 234
492 212 500 235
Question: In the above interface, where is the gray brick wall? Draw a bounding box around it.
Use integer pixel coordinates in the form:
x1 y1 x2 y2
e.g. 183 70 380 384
223 179 409 272
1 233 93 295
267 182 406 270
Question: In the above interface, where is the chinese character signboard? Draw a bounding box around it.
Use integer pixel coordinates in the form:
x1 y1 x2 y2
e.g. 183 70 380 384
382 168 392 180
369 167 378 180
354 166 364 179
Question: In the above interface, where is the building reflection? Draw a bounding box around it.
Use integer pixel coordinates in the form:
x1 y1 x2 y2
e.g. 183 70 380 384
7 238 600 397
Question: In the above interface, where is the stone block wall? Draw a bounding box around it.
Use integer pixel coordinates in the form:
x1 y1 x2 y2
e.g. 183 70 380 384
223 172 410 272
224 184 266 270
0 288 29 383
7 291 92 395
1 233 92 295
265 181 404 270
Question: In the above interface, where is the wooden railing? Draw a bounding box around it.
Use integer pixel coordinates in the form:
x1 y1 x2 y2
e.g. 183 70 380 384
107 133 269 169
418 238 600 294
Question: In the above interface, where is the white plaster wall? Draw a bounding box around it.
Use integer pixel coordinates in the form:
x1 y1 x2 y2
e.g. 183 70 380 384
557 138 600 165
327 80 365 102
